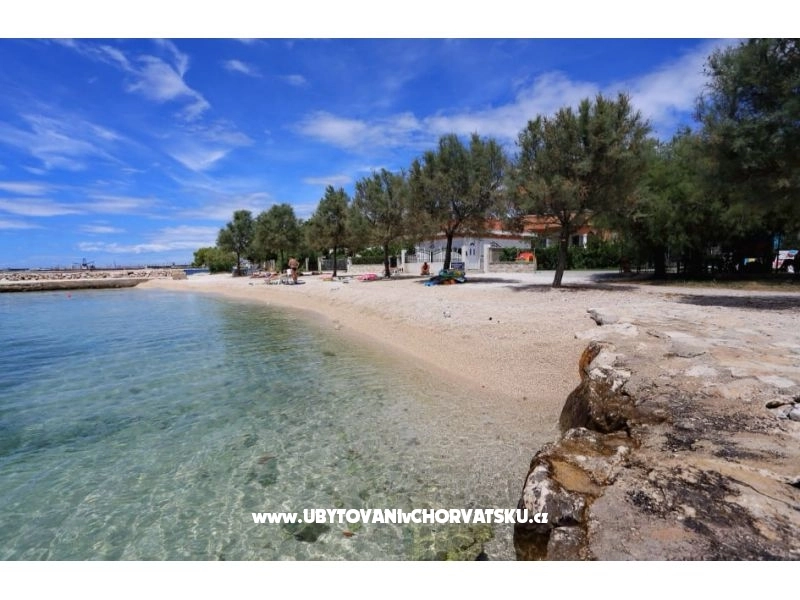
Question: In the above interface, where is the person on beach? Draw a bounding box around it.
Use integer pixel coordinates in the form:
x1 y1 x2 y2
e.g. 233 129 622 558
421 262 430 276
288 257 300 284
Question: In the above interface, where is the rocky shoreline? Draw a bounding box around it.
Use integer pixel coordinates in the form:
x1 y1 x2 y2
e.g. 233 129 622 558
0 269 187 292
514 308 800 560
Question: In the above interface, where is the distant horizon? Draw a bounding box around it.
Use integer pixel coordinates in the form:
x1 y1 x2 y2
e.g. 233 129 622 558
0 38 738 269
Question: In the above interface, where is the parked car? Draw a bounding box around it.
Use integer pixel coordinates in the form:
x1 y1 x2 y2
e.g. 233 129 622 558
773 249 797 274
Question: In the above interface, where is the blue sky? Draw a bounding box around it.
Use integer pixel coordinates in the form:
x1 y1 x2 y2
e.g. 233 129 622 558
0 36 737 268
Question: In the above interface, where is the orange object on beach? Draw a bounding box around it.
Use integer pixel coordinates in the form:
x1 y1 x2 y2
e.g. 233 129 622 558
516 251 535 262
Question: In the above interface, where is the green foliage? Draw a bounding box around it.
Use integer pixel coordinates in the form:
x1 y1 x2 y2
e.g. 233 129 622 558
615 130 723 276
192 247 236 273
305 186 351 276
512 93 651 286
698 39 800 238
534 238 624 270
253 203 301 267
352 169 410 276
572 237 626 269
612 39 800 278
350 255 400 265
499 247 521 261
409 133 506 269
217 210 255 276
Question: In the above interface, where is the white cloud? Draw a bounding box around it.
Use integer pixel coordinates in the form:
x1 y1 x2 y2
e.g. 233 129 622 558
169 147 231 172
620 39 734 136
425 72 598 141
155 40 189 77
78 224 219 254
284 74 308 87
98 44 131 70
127 56 210 120
80 224 125 234
0 218 40 230
294 41 736 152
224 59 261 77
0 181 50 195
303 174 351 187
182 192 273 221
82 195 157 214
0 198 82 217
0 112 121 171
65 40 210 121
295 111 424 150
165 121 253 172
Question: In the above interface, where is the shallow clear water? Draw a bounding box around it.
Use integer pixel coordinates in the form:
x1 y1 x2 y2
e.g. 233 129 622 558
0 288 521 560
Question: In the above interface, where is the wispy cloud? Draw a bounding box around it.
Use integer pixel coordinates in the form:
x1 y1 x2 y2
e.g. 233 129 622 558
284 74 308 87
303 174 352 187
0 218 40 230
224 59 261 77
165 121 253 172
78 224 219 254
80 224 125 234
127 56 209 120
620 39 733 136
82 195 158 215
295 111 426 150
427 72 598 142
181 191 273 222
169 147 231 172
294 41 736 151
0 181 51 195
65 39 210 121
0 198 82 217
0 112 123 171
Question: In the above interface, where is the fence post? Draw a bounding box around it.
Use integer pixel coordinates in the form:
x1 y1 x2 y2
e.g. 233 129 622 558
483 244 491 274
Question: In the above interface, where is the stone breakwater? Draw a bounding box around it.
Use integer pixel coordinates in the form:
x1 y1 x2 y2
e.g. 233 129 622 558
0 269 187 292
515 308 800 560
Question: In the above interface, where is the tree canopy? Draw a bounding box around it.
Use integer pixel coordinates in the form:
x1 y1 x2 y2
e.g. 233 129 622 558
409 133 506 269
512 93 651 286
305 186 351 277
352 169 410 277
217 209 255 276
253 203 301 269
192 246 236 273
698 38 800 244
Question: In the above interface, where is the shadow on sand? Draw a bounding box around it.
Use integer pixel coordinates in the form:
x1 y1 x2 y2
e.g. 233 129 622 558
508 283 640 293
412 276 524 285
675 294 800 311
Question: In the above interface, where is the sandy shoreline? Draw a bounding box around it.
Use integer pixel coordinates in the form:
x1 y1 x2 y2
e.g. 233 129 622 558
140 271 595 434
139 269 800 461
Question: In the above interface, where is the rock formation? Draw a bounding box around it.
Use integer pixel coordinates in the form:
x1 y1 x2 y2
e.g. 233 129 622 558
515 311 800 560
0 269 184 292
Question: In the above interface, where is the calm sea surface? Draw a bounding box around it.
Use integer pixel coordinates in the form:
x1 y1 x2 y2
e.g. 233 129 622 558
0 288 520 560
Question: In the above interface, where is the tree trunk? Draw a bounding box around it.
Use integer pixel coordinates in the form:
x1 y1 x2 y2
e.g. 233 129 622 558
382 244 391 278
444 232 454 270
552 234 568 288
235 252 242 276
653 245 667 279
332 246 338 278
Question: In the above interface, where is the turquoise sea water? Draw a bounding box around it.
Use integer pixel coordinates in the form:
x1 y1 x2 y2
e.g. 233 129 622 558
0 288 518 560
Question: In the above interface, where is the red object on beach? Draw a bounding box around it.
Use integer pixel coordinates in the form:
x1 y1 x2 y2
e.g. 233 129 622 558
357 273 378 281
